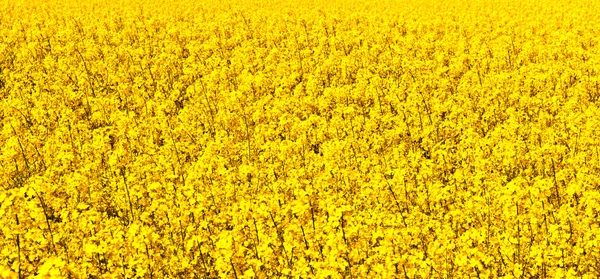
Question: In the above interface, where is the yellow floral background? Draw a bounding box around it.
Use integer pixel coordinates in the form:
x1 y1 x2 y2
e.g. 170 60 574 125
1 0 600 278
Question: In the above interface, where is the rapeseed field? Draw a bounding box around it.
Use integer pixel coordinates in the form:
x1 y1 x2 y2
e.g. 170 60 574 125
2 0 600 278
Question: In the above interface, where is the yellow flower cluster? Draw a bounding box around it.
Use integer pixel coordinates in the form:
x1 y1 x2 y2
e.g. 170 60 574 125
2 0 600 277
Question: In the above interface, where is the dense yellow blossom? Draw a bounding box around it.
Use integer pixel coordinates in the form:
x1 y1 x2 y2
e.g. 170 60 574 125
2 0 600 277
